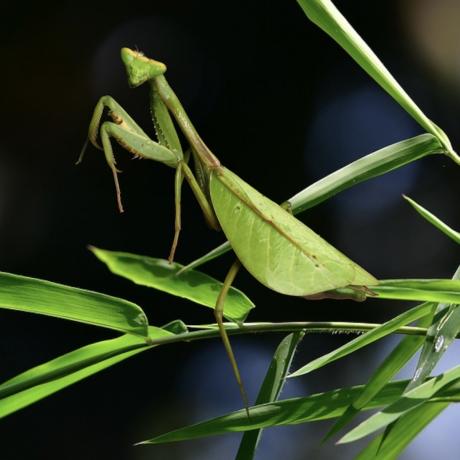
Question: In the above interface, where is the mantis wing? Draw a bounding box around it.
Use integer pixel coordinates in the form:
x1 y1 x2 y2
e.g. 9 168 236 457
210 167 377 296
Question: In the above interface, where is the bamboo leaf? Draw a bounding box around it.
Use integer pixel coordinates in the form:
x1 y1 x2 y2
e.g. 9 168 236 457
0 271 148 336
324 311 433 441
355 403 448 459
138 379 460 445
406 266 460 392
338 365 460 444
181 134 442 272
403 196 460 245
0 325 171 419
138 381 408 445
236 332 304 460
288 302 434 378
90 246 254 323
295 0 460 165
371 279 460 304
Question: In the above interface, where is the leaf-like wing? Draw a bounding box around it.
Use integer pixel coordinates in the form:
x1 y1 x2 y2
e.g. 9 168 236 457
210 167 376 296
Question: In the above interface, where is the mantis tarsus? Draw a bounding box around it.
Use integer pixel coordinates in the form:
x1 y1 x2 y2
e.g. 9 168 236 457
80 48 377 410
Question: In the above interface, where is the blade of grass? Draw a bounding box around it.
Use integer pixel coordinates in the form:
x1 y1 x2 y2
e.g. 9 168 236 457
0 325 171 419
180 134 442 272
90 246 254 324
296 0 459 164
0 271 148 336
403 196 460 245
288 302 434 378
235 332 305 460
338 365 460 444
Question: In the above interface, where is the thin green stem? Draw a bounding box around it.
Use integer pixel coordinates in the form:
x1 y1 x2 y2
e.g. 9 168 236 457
146 321 437 348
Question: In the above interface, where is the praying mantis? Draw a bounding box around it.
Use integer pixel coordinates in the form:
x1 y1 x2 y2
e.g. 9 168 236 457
80 48 377 408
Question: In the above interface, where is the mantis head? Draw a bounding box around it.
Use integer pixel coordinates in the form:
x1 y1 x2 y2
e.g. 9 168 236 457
120 47 167 87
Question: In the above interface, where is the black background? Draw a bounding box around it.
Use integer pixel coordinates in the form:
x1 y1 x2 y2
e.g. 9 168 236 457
0 1 459 459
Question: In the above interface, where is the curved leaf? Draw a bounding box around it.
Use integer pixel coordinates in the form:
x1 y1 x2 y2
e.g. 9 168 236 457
91 247 254 323
296 0 458 162
339 365 460 444
0 272 148 336
0 325 171 419
138 381 411 445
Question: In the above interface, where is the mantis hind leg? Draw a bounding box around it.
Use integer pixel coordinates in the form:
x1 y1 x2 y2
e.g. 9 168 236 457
214 260 250 415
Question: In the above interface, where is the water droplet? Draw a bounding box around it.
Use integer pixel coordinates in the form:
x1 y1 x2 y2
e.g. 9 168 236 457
413 368 422 381
435 335 445 352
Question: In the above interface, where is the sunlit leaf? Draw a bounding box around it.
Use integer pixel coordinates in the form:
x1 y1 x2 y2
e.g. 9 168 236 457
0 272 148 336
91 246 254 323
0 326 171 419
339 365 460 443
289 302 434 378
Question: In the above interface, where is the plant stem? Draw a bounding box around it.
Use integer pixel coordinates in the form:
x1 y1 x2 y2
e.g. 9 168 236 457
148 321 433 347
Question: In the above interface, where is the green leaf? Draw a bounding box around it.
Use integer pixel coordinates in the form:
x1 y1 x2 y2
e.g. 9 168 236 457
296 0 459 164
236 332 305 460
355 403 448 459
406 266 460 392
90 246 254 323
288 302 434 378
138 380 409 445
403 195 460 245
181 134 442 272
324 310 433 441
338 365 460 444
371 279 460 304
289 134 442 215
0 325 171 419
210 167 376 297
0 271 148 336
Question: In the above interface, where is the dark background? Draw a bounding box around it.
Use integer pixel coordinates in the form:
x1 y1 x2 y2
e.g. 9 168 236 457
0 0 459 458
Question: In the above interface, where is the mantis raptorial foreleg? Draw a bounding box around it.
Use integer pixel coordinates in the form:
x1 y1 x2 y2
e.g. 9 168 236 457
79 93 219 261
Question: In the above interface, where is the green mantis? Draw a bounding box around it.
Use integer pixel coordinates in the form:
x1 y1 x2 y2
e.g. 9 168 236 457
81 47 377 408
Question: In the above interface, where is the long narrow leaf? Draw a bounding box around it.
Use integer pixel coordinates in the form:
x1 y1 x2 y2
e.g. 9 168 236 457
180 134 442 272
138 381 408 445
355 402 448 459
288 302 434 378
138 379 460 445
406 266 460 391
0 272 148 336
296 0 459 164
338 365 460 443
370 279 460 304
324 311 433 441
403 196 460 245
0 326 171 419
91 247 254 323
236 332 304 460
